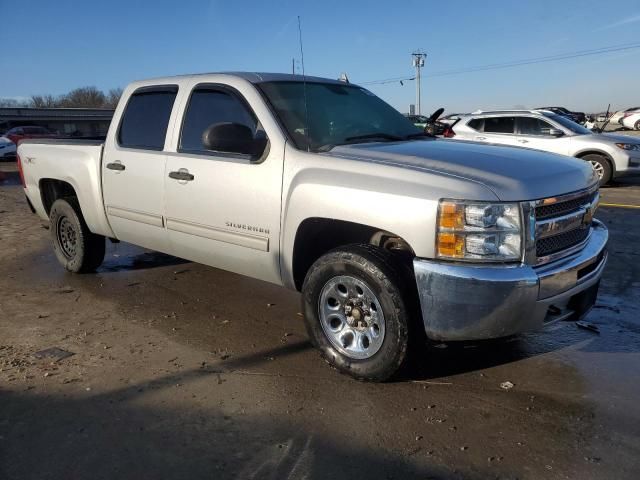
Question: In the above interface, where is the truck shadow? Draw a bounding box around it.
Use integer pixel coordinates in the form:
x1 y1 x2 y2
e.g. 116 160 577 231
0 369 494 480
99 247 190 272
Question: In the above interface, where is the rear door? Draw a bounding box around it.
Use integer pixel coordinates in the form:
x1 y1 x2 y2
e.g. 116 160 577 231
515 116 570 155
102 85 179 252
163 81 284 284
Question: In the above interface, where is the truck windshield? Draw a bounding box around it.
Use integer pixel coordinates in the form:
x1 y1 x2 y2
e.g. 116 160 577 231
259 81 422 151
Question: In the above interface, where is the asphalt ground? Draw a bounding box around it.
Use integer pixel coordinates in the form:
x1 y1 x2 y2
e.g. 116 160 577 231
0 160 639 479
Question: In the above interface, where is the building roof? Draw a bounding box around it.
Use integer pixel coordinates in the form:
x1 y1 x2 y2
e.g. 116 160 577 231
0 107 114 121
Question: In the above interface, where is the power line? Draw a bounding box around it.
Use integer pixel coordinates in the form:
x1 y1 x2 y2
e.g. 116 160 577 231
359 42 640 86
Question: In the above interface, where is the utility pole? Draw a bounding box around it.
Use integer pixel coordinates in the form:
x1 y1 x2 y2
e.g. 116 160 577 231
411 52 426 115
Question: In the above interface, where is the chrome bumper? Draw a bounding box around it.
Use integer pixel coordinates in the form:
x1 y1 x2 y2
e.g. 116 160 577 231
413 220 608 341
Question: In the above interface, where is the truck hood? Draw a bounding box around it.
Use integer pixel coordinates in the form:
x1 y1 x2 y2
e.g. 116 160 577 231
327 139 597 201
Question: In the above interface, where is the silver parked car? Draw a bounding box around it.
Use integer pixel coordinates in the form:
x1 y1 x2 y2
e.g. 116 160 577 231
450 110 640 184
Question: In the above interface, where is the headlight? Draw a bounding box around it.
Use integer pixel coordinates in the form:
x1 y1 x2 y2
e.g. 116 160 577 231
436 200 522 261
615 143 640 151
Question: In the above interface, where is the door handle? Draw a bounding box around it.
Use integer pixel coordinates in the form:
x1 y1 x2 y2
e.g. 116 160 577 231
518 139 529 144
168 169 195 181
106 161 126 171
475 136 486 141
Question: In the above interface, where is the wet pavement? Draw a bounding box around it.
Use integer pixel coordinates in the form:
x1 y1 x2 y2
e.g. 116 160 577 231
1 164 639 479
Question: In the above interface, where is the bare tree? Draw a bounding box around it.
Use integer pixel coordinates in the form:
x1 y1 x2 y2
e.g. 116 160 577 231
58 86 106 108
6 87 122 109
105 88 123 109
0 98 29 107
30 94 58 108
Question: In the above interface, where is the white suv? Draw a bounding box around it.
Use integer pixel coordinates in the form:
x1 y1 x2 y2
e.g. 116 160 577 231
621 112 640 131
450 110 640 184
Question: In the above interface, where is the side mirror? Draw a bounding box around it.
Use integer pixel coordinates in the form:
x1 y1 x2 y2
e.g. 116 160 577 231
548 128 564 137
201 122 267 157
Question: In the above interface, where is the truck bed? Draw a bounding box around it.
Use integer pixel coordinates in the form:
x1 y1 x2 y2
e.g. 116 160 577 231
18 138 114 239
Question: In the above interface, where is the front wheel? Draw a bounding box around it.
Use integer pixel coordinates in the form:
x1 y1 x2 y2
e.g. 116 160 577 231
635 120 640 131
582 154 612 186
50 198 105 273
301 245 413 382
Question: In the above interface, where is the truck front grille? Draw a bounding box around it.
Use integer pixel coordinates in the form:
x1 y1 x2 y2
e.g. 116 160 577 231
535 190 598 220
534 187 598 261
536 226 590 256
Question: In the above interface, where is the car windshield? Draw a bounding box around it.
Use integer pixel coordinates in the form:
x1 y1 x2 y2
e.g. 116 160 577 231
543 113 591 135
259 81 422 151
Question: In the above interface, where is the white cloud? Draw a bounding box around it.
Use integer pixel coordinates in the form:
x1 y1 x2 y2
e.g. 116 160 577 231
596 13 640 31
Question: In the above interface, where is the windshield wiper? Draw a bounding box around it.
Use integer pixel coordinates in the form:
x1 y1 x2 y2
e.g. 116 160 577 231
344 133 404 142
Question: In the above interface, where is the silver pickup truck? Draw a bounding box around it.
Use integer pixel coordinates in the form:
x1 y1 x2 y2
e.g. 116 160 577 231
17 72 608 381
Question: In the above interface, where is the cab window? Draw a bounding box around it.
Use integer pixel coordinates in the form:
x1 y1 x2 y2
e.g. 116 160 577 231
179 87 259 154
118 86 178 150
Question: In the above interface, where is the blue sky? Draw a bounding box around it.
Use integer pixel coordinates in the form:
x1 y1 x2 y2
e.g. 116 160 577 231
1 0 639 113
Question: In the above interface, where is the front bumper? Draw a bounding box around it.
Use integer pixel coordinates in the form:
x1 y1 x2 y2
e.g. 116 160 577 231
413 220 608 341
616 155 640 177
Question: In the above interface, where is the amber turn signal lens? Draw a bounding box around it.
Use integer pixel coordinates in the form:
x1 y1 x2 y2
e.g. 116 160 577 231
437 233 465 258
439 202 464 230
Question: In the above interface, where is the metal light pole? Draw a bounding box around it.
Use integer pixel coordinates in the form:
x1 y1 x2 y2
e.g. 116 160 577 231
411 52 426 115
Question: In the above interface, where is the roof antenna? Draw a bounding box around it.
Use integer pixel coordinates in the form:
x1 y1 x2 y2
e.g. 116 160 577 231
298 15 310 152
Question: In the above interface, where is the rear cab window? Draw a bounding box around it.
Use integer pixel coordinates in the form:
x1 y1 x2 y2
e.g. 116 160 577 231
118 85 178 150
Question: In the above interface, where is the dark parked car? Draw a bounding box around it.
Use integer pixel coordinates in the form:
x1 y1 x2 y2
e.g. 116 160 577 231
5 126 57 144
536 107 586 124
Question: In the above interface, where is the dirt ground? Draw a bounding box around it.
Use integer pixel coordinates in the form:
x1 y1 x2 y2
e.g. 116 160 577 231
1 162 639 480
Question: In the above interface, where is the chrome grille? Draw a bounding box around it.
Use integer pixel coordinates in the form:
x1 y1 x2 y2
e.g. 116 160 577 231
533 186 598 262
535 190 598 220
536 227 590 256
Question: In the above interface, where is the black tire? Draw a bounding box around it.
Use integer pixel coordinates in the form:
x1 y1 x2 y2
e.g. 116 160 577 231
49 198 105 273
635 120 640 131
301 244 415 382
582 154 612 186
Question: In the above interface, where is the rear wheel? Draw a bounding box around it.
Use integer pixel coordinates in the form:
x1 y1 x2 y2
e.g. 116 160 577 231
301 244 414 382
582 154 612 186
635 120 640 131
50 198 105 273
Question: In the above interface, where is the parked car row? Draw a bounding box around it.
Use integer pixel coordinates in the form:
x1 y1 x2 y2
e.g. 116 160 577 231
0 136 17 159
606 106 640 127
621 111 640 131
0 126 61 160
536 106 586 124
446 109 640 185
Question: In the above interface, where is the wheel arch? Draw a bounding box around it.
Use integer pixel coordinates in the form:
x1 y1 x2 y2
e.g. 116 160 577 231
39 178 79 216
574 150 616 175
290 217 415 291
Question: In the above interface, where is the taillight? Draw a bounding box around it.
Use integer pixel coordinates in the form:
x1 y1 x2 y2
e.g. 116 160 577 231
16 153 26 187
443 127 455 138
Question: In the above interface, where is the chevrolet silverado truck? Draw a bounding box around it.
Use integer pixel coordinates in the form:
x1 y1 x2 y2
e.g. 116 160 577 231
17 73 608 381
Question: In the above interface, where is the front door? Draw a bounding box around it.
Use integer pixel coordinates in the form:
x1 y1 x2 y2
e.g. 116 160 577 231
163 84 284 284
102 85 179 253
515 116 570 155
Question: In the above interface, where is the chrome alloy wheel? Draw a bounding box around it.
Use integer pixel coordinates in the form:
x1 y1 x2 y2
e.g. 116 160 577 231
590 159 605 179
318 275 386 360
57 216 78 259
